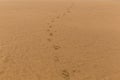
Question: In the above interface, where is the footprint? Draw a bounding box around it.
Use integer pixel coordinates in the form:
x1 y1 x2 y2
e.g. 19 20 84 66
0 70 5 76
51 19 55 23
47 38 52 42
56 16 60 19
61 69 70 80
49 25 53 28
49 33 53 36
46 29 50 32
0 56 9 63
67 10 71 13
53 45 61 50
54 56 60 62
62 13 66 17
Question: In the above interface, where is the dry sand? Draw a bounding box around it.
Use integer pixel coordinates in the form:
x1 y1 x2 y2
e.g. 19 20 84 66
0 0 120 80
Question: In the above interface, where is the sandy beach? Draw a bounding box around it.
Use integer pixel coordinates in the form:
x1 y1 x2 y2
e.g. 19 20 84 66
0 0 120 80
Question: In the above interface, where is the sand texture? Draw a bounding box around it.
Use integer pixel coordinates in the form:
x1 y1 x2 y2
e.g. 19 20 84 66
0 0 120 80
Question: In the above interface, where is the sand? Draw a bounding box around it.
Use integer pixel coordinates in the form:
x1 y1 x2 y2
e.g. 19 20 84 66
0 0 120 80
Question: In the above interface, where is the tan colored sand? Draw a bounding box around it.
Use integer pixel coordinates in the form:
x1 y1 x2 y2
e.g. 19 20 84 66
0 0 120 80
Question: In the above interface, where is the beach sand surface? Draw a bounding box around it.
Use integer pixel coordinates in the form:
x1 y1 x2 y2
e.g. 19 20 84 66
0 0 120 80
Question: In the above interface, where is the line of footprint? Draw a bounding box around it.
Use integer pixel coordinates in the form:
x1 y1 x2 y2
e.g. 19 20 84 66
45 3 75 80
46 3 74 51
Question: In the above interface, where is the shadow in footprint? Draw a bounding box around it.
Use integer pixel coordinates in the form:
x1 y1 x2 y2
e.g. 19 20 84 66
53 45 61 50
47 38 52 42
49 25 53 28
49 33 53 36
67 10 71 13
56 16 60 19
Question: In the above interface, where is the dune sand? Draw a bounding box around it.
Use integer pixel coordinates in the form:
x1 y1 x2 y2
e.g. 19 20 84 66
0 0 120 80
